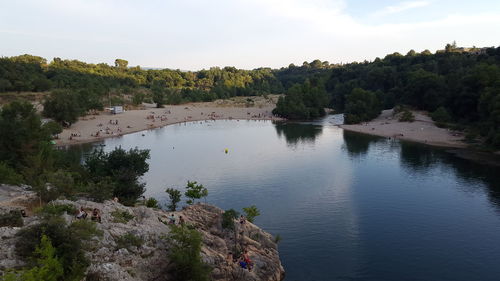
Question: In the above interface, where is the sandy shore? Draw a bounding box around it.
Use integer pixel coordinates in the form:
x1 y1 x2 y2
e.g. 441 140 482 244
340 109 467 148
56 97 282 146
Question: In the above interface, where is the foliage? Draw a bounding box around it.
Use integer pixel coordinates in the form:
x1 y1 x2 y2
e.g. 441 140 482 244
145 197 159 208
184 181 208 205
399 110 415 122
3 235 64 281
111 209 135 223
115 233 144 251
221 209 239 230
38 203 77 217
242 205 260 223
273 80 328 119
430 106 452 123
0 211 24 227
0 161 23 184
344 88 381 124
165 188 182 211
165 225 211 281
42 89 83 125
84 177 115 203
273 234 282 244
84 147 150 205
15 216 100 281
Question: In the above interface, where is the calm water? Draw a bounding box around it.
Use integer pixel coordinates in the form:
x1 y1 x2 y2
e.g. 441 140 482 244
69 116 500 281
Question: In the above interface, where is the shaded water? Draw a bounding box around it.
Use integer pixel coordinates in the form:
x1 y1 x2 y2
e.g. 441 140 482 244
70 116 500 281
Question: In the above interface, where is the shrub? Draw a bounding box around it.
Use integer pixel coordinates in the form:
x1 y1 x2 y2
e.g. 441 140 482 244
84 178 115 203
3 234 64 281
221 209 239 230
242 205 260 223
184 181 208 205
38 203 77 217
111 210 135 223
15 215 100 281
274 234 282 244
430 106 452 123
165 188 182 211
0 162 23 185
399 110 415 122
145 197 159 208
0 211 23 227
115 233 144 251
166 225 211 281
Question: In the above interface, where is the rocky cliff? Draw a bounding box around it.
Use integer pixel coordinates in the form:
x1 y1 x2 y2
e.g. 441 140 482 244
0 186 285 281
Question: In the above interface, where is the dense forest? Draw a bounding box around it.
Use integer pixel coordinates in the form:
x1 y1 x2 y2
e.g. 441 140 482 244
1 44 499 146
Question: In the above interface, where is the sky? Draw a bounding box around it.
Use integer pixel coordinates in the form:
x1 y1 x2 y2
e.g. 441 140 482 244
1 0 500 70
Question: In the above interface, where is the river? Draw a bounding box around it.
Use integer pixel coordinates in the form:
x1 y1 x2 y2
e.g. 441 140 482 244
69 115 500 281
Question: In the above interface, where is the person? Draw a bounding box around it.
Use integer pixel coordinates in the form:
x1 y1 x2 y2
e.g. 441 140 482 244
91 208 101 223
238 257 247 269
76 207 88 219
179 215 185 226
239 215 246 225
20 209 27 217
226 252 233 264
168 214 176 225
113 197 119 203
243 250 253 271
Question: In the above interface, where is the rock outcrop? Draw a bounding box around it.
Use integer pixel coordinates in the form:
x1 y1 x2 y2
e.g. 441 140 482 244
0 189 285 281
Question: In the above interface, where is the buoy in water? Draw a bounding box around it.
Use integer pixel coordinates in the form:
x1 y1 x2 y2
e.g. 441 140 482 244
224 148 228 154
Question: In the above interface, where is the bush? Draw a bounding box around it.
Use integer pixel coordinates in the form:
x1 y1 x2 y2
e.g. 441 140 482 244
430 106 452 123
38 203 77 217
0 211 24 227
145 197 159 208
115 233 144 251
84 178 114 203
165 188 181 211
111 210 135 223
222 209 239 230
184 181 208 205
0 162 23 185
398 110 415 122
242 205 260 223
166 225 211 281
15 215 100 281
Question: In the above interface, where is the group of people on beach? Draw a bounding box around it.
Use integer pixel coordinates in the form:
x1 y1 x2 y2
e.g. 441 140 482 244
76 206 102 223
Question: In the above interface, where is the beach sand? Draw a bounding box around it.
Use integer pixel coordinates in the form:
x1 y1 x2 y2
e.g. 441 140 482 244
56 96 283 146
340 109 467 148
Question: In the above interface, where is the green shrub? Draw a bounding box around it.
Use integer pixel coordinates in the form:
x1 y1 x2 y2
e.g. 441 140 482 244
38 203 77 217
399 110 415 122
242 205 260 223
274 234 282 244
430 106 452 123
166 225 211 281
111 210 134 223
115 233 144 251
165 188 182 211
84 178 114 203
145 197 159 208
0 211 23 227
221 209 239 230
15 215 100 281
0 162 23 185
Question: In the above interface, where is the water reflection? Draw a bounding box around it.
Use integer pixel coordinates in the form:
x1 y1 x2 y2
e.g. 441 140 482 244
274 122 323 146
341 130 383 158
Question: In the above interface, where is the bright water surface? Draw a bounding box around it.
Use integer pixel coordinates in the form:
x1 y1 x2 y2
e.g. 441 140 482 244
70 116 500 281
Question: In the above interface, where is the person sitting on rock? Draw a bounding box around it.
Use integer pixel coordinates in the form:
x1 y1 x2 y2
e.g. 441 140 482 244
238 257 247 269
179 215 185 226
76 207 88 219
239 215 246 225
243 250 253 271
226 252 233 264
168 214 176 224
91 208 101 223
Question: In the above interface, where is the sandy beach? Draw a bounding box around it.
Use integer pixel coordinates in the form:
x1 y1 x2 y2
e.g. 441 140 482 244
56 96 283 146
340 109 467 148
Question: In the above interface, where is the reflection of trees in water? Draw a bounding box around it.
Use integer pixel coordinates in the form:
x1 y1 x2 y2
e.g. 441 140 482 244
341 130 384 157
400 142 500 212
274 122 323 146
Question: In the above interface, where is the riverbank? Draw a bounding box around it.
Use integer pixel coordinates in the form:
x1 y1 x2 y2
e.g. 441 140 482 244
56 96 283 146
340 109 467 148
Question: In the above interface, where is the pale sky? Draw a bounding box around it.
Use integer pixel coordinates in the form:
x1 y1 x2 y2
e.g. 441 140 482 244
1 0 500 70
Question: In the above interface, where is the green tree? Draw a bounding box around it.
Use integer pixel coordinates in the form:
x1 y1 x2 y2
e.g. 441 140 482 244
184 181 208 205
114 59 129 69
165 188 182 211
43 89 83 125
242 205 260 223
166 225 211 281
221 209 239 230
344 88 381 124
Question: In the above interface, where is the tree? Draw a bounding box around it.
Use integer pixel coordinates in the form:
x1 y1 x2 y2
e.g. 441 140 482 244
242 205 260 223
114 59 128 69
184 181 208 205
344 88 381 124
151 80 166 108
43 89 83 125
165 188 182 211
166 225 211 281
3 235 64 281
84 147 150 205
